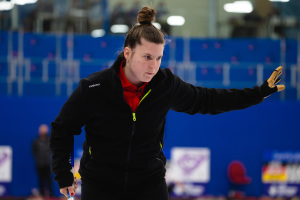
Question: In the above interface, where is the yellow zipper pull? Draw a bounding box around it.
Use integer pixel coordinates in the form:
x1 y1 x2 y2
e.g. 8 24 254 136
132 113 136 121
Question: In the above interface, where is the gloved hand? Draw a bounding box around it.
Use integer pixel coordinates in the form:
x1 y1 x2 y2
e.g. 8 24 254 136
60 178 78 198
260 66 285 98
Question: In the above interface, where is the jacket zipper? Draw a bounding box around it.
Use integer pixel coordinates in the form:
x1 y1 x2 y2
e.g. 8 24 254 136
124 89 152 191
89 146 92 158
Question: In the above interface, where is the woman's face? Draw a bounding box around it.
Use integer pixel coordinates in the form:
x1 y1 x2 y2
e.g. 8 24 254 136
124 38 164 87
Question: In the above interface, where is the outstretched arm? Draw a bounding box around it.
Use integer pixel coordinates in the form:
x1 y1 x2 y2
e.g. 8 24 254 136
170 66 285 115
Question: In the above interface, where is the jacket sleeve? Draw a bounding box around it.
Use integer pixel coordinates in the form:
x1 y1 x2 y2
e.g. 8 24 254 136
49 79 88 188
170 73 264 115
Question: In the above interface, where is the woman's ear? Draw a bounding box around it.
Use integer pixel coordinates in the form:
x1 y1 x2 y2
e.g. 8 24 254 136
124 47 131 60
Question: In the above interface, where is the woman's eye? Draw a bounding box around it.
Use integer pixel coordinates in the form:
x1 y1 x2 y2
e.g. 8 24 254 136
145 56 150 59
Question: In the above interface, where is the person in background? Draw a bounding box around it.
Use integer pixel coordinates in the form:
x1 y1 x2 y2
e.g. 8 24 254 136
32 124 53 197
110 1 127 27
155 1 170 35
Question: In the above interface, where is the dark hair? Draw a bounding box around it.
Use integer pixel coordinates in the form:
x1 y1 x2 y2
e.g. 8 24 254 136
119 6 165 57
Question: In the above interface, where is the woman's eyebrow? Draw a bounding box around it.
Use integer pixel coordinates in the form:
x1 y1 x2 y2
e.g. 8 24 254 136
142 53 163 58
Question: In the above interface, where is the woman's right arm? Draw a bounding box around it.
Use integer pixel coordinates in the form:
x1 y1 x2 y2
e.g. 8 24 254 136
49 79 88 190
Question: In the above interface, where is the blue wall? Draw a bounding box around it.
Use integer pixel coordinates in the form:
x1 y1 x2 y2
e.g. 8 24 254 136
0 95 299 197
0 96 68 197
0 32 299 197
165 99 300 196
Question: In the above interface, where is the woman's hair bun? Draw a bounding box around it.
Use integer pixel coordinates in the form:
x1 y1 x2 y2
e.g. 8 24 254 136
137 6 156 25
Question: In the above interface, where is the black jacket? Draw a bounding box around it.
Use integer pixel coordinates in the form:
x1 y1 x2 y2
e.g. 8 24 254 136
49 55 264 189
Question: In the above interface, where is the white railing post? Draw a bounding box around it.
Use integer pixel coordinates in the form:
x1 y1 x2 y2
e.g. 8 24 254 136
42 59 49 82
7 31 13 95
290 65 297 87
24 59 31 81
17 30 24 96
297 66 300 100
74 60 80 83
297 33 300 100
280 38 286 100
256 64 264 86
17 60 23 96
223 63 230 86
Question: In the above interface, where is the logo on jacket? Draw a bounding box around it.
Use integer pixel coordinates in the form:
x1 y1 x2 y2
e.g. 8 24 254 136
89 83 101 88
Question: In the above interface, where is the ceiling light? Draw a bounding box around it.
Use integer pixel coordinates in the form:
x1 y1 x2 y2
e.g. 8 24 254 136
13 0 38 5
153 22 161 29
167 16 185 26
269 0 289 2
91 29 106 38
0 1 14 11
110 24 129 34
224 1 253 13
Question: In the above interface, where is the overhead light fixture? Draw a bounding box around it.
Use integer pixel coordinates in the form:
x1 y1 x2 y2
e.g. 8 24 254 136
91 29 106 38
167 16 185 26
152 22 161 30
269 0 289 2
110 24 129 34
224 1 253 13
135 22 161 29
0 1 14 11
12 0 38 5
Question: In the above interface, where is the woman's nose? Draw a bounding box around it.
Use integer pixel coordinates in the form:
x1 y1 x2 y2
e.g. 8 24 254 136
150 60 159 68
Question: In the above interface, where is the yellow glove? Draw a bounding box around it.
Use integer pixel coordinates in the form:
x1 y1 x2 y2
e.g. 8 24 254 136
260 66 285 98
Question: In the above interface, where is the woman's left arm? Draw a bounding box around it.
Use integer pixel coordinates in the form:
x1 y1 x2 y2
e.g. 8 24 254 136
170 66 285 115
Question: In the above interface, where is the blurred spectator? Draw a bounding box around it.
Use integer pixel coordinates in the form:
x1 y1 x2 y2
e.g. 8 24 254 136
70 0 86 9
32 124 53 197
127 0 141 26
155 1 168 21
23 8 37 32
36 0 54 32
88 1 103 32
0 10 11 30
64 0 90 33
38 0 54 13
243 9 262 37
155 1 170 35
110 1 127 25
22 0 54 32
267 6 285 38
230 9 262 38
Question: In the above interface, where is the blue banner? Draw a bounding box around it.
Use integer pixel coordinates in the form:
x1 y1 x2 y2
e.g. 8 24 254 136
263 151 300 197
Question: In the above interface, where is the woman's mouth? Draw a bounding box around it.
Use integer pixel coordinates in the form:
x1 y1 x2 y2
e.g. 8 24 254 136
146 72 154 76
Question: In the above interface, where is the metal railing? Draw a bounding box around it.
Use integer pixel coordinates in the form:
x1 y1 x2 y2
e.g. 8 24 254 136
0 31 299 100
1 57 299 100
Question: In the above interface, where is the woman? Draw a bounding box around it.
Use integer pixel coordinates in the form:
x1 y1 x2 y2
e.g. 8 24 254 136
49 6 284 200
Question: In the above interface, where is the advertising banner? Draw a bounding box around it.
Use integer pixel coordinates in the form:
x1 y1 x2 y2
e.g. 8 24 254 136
262 151 300 197
0 146 12 196
166 147 210 197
